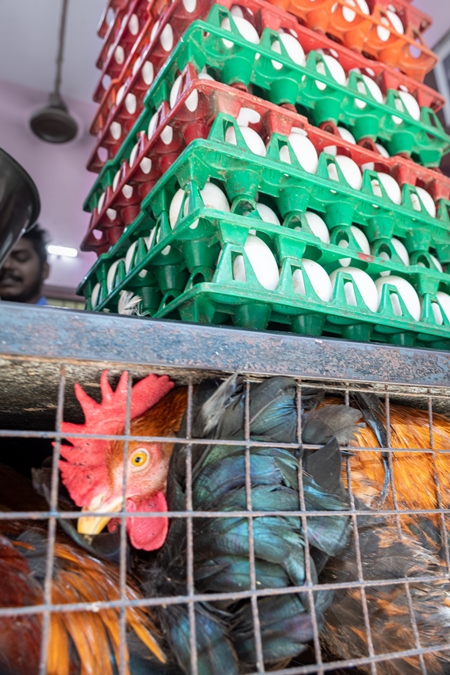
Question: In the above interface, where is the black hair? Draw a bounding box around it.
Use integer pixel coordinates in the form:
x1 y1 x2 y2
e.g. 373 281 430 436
22 224 50 266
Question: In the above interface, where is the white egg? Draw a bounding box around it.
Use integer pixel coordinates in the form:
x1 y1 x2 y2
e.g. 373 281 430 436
417 253 443 273
328 155 362 191
338 127 356 144
185 73 215 112
132 55 143 77
376 275 420 320
392 238 410 266
160 126 173 145
97 191 106 213
113 170 121 192
330 266 379 312
371 172 402 204
410 187 436 218
337 0 370 22
431 254 443 272
391 237 409 267
236 107 261 126
377 16 393 42
147 111 159 138
183 0 197 12
398 91 421 121
361 143 390 171
338 226 370 267
315 54 346 91
122 184 133 199
91 282 101 308
378 238 410 275
125 241 138 273
294 211 330 244
293 260 332 301
129 142 140 167
107 259 124 293
170 75 184 109
225 125 267 156
233 235 279 290
280 133 318 174
386 9 404 35
230 6 244 18
142 61 154 86
150 20 161 42
271 32 306 70
125 93 137 115
354 74 384 110
114 45 125 65
221 16 260 49
169 182 230 228
116 84 126 105
323 127 356 155
110 121 122 140
302 211 330 243
129 14 139 35
254 203 280 225
160 24 174 52
431 292 450 325
140 157 152 174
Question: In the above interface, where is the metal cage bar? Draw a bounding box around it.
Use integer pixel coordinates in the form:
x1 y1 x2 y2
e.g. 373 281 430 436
2 304 450 674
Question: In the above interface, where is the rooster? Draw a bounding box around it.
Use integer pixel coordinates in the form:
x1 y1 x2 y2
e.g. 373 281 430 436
58 371 450 674
0 513 174 675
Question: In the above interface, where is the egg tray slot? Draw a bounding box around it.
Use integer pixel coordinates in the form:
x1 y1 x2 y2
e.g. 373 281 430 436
87 9 450 178
89 0 444 146
81 77 450 255
78 187 450 351
266 0 436 81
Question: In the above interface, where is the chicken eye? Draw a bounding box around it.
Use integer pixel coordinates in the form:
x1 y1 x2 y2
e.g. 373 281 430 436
130 448 149 470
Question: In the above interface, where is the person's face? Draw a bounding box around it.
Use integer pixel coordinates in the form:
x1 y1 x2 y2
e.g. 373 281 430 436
0 237 49 303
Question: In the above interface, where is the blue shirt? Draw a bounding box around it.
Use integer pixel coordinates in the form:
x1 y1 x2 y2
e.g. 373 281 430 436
35 296 48 306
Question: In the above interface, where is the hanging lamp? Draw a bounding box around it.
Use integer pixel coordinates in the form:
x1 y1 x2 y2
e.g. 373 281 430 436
30 0 78 143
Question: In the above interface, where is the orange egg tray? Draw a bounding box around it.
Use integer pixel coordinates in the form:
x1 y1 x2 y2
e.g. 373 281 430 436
266 0 436 81
82 73 450 254
87 0 445 174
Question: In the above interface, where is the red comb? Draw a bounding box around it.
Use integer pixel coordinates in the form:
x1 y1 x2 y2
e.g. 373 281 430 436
59 371 174 507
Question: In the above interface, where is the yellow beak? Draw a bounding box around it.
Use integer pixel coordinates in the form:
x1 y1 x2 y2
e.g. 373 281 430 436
77 495 123 535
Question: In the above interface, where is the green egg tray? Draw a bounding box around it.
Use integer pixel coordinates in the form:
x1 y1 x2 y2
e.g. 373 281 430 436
85 122 450 257
78 137 450 350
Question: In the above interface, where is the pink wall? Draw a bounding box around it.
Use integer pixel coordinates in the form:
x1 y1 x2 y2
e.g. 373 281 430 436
413 0 450 48
0 78 97 292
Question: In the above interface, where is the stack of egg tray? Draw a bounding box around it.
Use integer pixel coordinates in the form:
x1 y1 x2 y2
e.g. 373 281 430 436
79 0 450 350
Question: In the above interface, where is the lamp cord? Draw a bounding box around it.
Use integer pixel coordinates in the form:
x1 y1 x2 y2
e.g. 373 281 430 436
54 0 70 96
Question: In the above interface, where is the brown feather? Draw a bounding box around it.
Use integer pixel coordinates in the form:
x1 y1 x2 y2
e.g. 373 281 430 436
0 520 165 675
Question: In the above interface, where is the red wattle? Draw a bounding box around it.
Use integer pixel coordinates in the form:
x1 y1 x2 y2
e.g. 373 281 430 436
126 493 169 551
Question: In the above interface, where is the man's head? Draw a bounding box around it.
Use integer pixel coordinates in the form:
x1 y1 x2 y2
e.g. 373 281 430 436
0 225 50 303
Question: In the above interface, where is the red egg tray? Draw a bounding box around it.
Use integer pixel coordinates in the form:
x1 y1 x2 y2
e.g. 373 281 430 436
87 0 445 175
82 73 450 255
266 0 436 81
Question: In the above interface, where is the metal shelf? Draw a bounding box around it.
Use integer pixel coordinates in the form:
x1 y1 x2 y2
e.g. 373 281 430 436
2 302 450 385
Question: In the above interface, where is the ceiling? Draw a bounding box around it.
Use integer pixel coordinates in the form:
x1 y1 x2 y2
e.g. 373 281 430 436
0 0 104 103
0 0 449 107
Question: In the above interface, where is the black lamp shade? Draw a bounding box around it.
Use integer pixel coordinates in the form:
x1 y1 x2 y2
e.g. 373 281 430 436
30 92 78 144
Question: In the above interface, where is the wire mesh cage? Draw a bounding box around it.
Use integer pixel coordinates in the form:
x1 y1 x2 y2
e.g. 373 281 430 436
2 305 450 675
